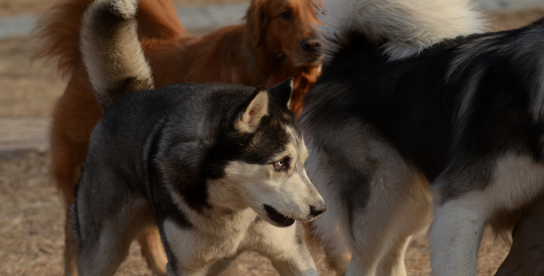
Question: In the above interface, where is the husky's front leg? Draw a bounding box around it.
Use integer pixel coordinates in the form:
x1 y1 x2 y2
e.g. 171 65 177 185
251 222 318 276
271 245 317 276
429 192 486 276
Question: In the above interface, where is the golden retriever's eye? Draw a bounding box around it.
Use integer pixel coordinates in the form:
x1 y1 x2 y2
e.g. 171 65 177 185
280 11 292 21
272 157 290 171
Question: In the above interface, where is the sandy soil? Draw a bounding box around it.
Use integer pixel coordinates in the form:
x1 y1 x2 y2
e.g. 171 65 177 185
1 4 544 276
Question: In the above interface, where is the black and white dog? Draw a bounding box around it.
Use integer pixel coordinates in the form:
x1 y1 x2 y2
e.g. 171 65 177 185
71 0 326 275
301 0 544 275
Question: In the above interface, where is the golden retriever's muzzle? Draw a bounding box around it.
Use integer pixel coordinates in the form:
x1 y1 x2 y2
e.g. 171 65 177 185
300 37 323 64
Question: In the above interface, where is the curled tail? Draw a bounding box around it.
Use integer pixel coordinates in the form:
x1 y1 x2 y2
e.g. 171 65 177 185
319 0 487 61
81 0 154 111
33 0 94 77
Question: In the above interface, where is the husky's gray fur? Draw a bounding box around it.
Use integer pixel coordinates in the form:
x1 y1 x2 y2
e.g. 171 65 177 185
73 0 326 275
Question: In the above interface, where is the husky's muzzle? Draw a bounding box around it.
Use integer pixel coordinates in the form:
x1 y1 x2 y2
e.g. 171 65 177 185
263 203 326 227
264 204 296 227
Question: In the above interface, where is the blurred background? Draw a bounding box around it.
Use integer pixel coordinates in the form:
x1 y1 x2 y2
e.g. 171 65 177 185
0 0 543 275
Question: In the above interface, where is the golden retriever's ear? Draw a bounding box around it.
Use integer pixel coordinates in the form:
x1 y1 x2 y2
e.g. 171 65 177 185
245 0 268 47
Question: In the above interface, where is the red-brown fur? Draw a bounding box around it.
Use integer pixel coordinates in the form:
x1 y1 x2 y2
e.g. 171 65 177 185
35 0 322 275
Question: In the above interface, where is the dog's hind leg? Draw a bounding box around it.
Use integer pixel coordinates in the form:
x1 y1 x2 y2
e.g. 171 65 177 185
374 171 431 276
75 197 151 276
375 236 412 276
74 161 154 276
345 164 430 276
305 125 431 276
137 226 167 276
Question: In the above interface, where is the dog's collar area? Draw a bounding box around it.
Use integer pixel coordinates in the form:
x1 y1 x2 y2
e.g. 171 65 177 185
263 204 295 227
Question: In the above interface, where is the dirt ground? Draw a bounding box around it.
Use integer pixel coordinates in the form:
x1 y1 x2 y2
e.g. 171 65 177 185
1 3 544 276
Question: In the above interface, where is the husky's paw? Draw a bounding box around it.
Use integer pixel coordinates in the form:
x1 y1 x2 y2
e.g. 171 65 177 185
109 0 138 20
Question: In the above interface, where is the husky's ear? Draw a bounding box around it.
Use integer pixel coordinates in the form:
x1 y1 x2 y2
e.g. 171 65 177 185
269 78 294 109
235 86 269 133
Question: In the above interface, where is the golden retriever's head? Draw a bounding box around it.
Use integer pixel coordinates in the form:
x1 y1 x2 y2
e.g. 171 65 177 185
245 0 323 68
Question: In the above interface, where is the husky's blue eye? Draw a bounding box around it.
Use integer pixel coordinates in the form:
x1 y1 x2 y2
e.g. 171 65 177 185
273 157 290 171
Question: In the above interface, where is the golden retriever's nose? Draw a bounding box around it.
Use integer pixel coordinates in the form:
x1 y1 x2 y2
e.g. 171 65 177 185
301 38 321 53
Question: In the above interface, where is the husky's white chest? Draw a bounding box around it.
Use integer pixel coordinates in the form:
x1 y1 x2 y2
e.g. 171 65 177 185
162 209 259 270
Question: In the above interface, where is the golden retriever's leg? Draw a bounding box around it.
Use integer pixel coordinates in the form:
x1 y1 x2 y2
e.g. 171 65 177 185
50 78 99 276
137 227 168 276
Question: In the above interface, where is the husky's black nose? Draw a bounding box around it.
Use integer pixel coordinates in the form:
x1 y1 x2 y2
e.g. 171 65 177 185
309 205 326 217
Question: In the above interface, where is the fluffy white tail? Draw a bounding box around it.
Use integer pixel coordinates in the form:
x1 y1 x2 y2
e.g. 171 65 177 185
319 0 487 60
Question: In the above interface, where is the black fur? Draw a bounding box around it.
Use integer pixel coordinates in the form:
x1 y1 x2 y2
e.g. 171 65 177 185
303 18 544 202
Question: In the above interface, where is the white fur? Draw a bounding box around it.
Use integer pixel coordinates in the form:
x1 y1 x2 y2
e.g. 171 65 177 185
430 196 485 276
163 215 318 276
109 0 138 19
319 0 487 60
430 152 544 276
246 222 318 275
163 218 246 275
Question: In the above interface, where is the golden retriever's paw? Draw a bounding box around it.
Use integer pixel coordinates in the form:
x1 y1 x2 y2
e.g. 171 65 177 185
109 0 138 20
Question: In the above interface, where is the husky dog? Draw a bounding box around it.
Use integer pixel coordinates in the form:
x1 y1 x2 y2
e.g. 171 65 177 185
71 0 326 275
301 0 544 275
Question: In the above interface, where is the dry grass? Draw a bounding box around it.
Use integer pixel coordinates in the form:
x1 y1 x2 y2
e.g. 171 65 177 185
1 4 544 276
